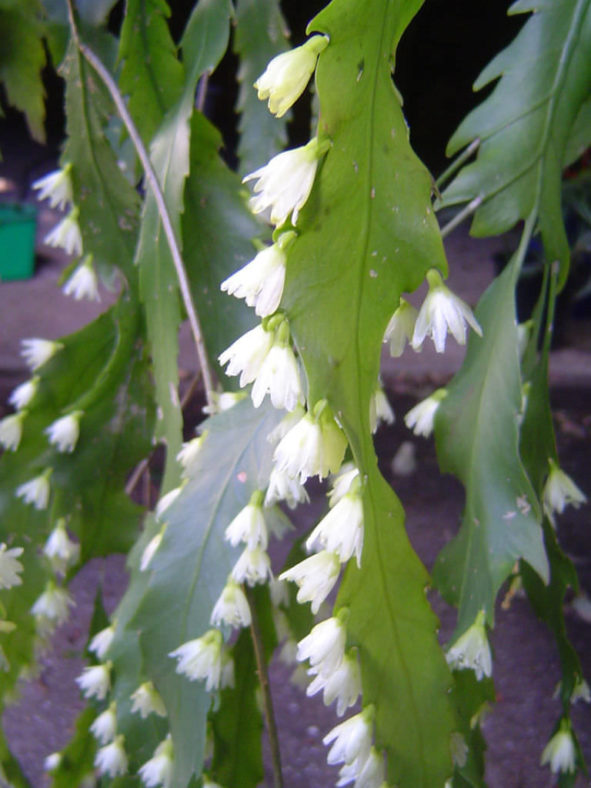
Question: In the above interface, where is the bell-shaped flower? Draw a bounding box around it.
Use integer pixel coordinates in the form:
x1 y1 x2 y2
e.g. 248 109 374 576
130 681 167 718
32 164 73 210
9 376 39 410
44 206 83 256
44 752 62 772
176 431 208 477
250 319 302 411
0 411 26 451
88 623 116 661
571 676 591 704
280 550 340 614
450 731 468 768
32 581 75 628
269 577 290 609
264 465 309 509
412 269 482 353
328 463 360 508
369 383 394 434
75 661 112 700
273 400 348 484
21 338 63 371
543 458 586 520
219 324 274 388
323 706 374 767
306 481 364 567
446 610 492 681
404 388 447 438
94 734 128 778
138 735 174 788
63 255 100 302
90 702 118 745
210 578 252 629
231 545 272 587
297 615 346 677
43 518 80 573
307 649 361 717
336 745 384 787
540 720 576 774
45 410 82 453
0 544 24 589
16 468 52 510
384 297 418 357
255 36 329 118
169 629 225 691
225 491 268 550
243 137 330 226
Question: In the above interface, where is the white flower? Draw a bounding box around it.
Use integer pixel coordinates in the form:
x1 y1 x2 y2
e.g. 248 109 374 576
225 494 268 550
45 410 82 453
243 137 329 226
140 527 165 571
255 36 328 118
130 681 167 718
323 706 374 767
75 661 112 700
412 269 482 353
450 731 468 768
63 256 100 302
307 650 361 717
391 441 417 476
90 702 117 745
264 465 309 509
31 583 74 626
32 165 73 210
297 615 346 676
231 546 272 587
540 722 576 774
155 486 182 520
269 577 290 608
43 519 80 573
336 746 384 787
251 340 302 412
267 404 305 445
221 232 295 317
88 624 116 660
94 734 128 778
219 324 274 387
273 400 348 483
280 551 340 614
44 206 83 256
21 338 63 371
176 432 207 476
202 778 224 788
0 544 24 589
0 412 26 451
9 377 39 410
210 578 252 629
138 736 174 788
306 485 364 567
369 384 394 433
572 677 591 704
384 297 418 357
16 469 52 510
446 610 492 681
220 649 235 689
404 389 447 438
202 391 245 415
328 463 360 508
543 459 586 519
44 752 62 772
169 629 225 691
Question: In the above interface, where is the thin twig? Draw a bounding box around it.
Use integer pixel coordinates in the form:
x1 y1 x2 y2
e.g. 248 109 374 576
65 0 216 411
246 587 283 788
440 195 483 239
436 137 480 190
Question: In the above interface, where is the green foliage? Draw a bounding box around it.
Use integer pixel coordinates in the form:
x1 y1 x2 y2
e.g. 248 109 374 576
49 707 97 788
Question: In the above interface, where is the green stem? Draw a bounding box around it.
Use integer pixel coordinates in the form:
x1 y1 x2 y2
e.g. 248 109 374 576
440 195 483 239
435 137 480 190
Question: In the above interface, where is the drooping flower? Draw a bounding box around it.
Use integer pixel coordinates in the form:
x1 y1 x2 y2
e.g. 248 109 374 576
202 391 246 416
404 388 447 438
32 164 73 210
210 578 252 629
43 518 80 574
306 480 364 567
255 36 329 118
446 610 492 681
155 486 183 520
130 681 167 718
269 577 290 608
296 614 346 676
450 731 468 768
90 702 118 745
218 324 274 388
9 377 39 410
44 206 83 256
221 232 295 317
231 545 272 587
21 338 63 371
45 410 82 453
280 550 340 614
44 752 62 772
169 629 226 691
264 465 309 509
176 432 208 477
138 736 174 788
88 623 116 660
307 649 361 717
323 706 374 767
140 527 166 572
16 468 52 510
273 400 348 484
336 745 384 787
75 661 112 701
0 411 26 451
250 320 303 412
31 582 75 628
328 463 360 508
63 255 100 302
94 734 128 778
225 491 268 550
384 297 418 357
412 269 482 353
243 137 330 226
369 383 394 434
540 720 576 774
542 458 586 520
0 544 24 589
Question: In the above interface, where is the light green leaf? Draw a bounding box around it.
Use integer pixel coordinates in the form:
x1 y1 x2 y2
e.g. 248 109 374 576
442 0 591 286
563 95 591 167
